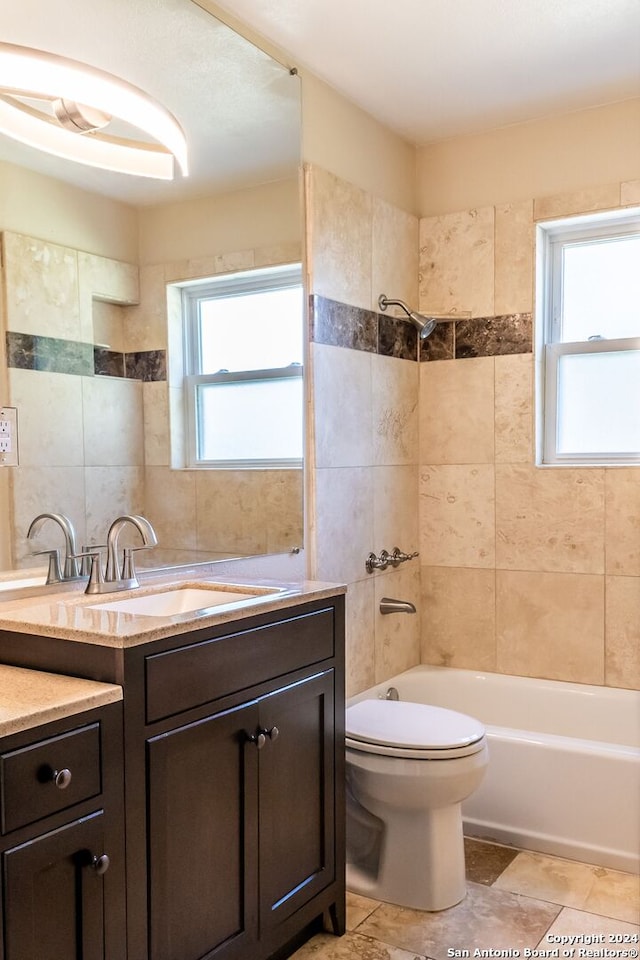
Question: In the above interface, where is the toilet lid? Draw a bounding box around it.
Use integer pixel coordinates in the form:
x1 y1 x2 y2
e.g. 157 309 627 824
346 699 485 751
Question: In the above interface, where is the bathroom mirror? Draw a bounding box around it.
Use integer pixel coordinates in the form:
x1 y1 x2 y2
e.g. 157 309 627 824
0 0 303 579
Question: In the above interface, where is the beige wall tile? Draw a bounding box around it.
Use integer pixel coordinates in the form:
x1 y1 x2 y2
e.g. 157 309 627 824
92 301 126 353
82 377 144 467
534 184 621 221
78 253 138 343
9 369 84 467
214 250 255 275
144 466 196 551
308 167 372 309
494 354 534 464
124 264 168 353
11 466 86 566
421 565 496 671
605 468 640 576
84 466 145 546
254 242 303 268
312 344 373 468
345 578 376 697
143 381 170 468
419 206 494 318
495 465 605 574
372 354 419 465
605 576 640 690
419 464 495 568
419 357 494 464
263 470 304 554
372 197 419 311
77 251 139 304
496 570 604 683
314 466 374 583
195 470 267 556
374 565 421 682
372 464 419 558
495 200 534 315
621 179 640 206
3 233 80 339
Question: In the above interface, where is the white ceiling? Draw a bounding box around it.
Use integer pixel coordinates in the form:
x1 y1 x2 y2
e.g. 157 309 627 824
212 0 640 144
2 0 638 205
0 0 301 205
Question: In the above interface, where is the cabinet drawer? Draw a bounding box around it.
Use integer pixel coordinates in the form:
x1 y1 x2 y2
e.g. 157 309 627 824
145 607 335 723
1 723 102 834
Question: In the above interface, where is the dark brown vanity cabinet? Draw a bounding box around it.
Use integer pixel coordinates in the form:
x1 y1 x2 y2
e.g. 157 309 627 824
136 598 345 960
146 669 335 960
0 704 126 960
0 592 346 960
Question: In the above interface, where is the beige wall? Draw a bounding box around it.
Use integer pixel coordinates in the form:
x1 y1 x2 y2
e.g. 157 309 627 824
417 98 640 216
418 177 640 691
137 177 302 265
301 73 417 215
0 159 138 262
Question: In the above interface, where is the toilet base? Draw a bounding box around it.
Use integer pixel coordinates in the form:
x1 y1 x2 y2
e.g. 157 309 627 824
347 801 467 912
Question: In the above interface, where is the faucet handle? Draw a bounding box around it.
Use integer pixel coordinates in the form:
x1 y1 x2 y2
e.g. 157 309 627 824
32 549 63 585
389 547 420 566
69 551 105 594
121 544 153 583
80 544 106 577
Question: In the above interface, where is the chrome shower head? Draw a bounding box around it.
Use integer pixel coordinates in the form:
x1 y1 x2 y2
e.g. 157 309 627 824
378 294 438 340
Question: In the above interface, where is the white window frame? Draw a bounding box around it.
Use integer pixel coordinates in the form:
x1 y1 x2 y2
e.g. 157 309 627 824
536 208 640 466
182 264 304 469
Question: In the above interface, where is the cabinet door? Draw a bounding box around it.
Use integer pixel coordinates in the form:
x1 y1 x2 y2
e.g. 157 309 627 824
258 670 335 934
147 701 259 960
3 811 107 960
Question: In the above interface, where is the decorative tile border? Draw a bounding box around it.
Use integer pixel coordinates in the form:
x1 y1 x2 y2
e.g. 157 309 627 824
309 294 418 360
420 313 533 361
309 296 531 362
6 332 167 381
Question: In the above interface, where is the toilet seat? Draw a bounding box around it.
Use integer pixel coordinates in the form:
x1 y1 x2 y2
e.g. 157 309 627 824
346 699 486 760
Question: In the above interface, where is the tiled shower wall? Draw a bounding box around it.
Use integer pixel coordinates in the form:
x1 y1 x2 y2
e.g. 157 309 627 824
305 165 422 697
418 179 640 690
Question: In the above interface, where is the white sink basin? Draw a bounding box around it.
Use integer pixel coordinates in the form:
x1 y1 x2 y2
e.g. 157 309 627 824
86 585 280 617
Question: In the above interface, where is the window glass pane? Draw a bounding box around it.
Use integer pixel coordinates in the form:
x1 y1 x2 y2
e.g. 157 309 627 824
561 235 640 342
557 350 640 455
197 377 303 461
199 286 303 373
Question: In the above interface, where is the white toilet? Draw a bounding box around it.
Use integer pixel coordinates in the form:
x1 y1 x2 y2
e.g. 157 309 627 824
345 697 488 912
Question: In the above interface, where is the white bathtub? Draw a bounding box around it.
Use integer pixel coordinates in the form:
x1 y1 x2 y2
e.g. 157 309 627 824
350 665 640 873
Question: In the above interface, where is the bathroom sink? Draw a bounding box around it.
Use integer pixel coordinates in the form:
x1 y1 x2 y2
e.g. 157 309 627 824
86 584 281 617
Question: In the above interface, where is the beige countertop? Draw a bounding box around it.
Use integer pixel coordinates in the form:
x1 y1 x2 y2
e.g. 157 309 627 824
0 575 346 648
0 663 122 738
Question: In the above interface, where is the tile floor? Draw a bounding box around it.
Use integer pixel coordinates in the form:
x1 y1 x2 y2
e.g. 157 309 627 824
291 839 640 960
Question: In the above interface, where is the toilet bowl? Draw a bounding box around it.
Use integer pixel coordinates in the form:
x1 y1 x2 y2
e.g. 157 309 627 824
345 698 488 912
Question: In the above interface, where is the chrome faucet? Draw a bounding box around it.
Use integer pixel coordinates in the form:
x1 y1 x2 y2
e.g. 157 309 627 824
27 513 81 583
80 515 158 595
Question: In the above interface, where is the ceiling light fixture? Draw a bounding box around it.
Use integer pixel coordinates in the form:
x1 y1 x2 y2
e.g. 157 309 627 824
0 42 188 179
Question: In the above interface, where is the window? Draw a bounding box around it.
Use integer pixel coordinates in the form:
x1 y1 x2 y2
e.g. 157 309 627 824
182 264 304 468
537 210 640 465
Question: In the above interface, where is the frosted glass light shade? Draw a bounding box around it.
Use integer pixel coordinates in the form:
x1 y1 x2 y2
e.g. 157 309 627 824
0 42 188 179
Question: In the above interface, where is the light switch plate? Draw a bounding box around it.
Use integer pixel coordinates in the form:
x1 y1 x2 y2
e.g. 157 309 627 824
0 407 18 466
